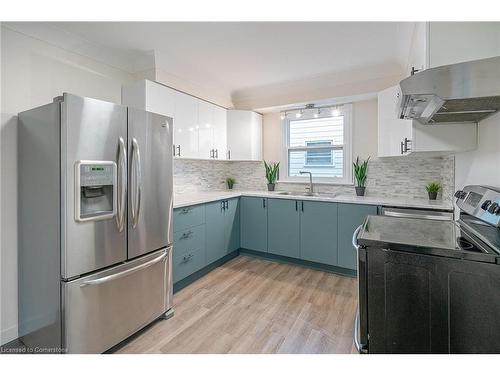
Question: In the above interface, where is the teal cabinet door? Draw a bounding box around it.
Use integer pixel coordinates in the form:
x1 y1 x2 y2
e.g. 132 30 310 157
337 203 378 270
300 201 338 265
268 198 300 258
205 200 226 264
224 198 240 253
240 197 268 252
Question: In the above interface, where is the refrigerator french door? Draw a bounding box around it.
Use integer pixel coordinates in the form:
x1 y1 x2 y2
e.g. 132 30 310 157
18 93 173 354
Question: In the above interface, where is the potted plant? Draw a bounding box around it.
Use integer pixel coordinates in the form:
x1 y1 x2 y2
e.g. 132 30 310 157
264 161 280 191
353 156 370 196
425 182 441 200
226 177 236 190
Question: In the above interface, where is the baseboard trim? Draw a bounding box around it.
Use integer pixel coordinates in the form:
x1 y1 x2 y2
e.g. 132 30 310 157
239 249 357 277
173 250 239 293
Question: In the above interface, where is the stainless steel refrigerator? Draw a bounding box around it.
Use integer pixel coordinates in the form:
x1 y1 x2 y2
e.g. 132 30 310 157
18 93 173 353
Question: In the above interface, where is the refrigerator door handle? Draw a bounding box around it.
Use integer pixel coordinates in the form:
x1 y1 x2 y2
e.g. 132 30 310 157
79 249 168 288
131 138 142 228
116 137 127 232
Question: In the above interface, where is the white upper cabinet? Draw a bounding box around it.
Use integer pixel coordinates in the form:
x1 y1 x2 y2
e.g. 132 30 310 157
212 105 228 160
407 22 500 76
227 110 262 161
378 85 477 157
174 91 199 158
122 79 229 160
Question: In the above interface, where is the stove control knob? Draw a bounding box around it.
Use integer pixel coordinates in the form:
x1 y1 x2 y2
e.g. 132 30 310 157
454 190 467 199
488 202 499 214
481 200 492 210
495 206 500 215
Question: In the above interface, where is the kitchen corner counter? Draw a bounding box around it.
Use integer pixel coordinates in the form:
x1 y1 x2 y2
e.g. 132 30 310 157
174 190 454 211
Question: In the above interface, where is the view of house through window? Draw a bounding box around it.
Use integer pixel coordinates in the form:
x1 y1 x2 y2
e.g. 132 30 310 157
285 107 350 181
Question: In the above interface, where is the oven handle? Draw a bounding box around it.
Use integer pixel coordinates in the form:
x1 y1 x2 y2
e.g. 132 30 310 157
354 309 368 354
352 225 362 251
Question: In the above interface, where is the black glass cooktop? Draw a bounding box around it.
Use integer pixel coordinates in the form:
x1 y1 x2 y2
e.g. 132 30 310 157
358 215 500 259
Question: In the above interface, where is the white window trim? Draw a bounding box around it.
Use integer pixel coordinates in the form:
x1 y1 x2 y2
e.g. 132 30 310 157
279 104 353 185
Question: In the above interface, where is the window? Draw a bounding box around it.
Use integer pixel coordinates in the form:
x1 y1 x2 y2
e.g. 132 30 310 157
282 104 352 184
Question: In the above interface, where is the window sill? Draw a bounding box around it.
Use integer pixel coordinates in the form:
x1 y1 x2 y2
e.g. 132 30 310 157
277 179 354 187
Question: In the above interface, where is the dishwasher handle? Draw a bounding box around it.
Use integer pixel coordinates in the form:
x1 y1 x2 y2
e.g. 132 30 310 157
382 207 453 221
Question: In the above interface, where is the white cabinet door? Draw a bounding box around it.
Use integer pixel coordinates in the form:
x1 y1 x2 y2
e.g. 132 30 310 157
144 80 175 118
212 105 227 160
377 86 411 157
227 110 262 161
406 22 428 75
428 22 500 68
174 92 199 158
197 100 214 159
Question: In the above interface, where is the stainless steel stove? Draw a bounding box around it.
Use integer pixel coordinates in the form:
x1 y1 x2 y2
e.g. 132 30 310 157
353 185 500 354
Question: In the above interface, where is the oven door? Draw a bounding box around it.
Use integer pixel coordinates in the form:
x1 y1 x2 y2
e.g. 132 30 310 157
353 225 368 353
62 247 171 353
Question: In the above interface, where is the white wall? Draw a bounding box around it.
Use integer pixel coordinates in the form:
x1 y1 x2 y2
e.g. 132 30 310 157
262 98 378 163
0 26 134 345
455 112 500 190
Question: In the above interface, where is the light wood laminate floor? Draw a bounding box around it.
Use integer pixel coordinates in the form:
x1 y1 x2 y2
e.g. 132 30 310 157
115 255 358 354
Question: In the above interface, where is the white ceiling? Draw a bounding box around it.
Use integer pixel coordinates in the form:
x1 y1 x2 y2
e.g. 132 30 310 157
5 22 416 106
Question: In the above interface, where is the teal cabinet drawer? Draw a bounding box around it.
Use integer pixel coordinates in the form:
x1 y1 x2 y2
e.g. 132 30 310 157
337 203 378 270
173 224 205 257
300 201 338 265
173 247 206 283
173 204 205 232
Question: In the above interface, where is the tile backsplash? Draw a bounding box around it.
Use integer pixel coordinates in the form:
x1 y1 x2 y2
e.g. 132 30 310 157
174 155 455 202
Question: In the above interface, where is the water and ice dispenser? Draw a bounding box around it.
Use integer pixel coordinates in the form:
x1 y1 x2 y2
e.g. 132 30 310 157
75 161 117 221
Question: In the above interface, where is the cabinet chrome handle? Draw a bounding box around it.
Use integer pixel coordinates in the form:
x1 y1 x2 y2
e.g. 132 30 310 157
227 150 231 160
116 137 127 232
263 198 266 208
215 149 218 159
181 230 193 239
301 201 304 211
295 201 298 211
180 207 192 214
177 145 181 157
400 141 404 155
404 137 411 153
182 253 194 263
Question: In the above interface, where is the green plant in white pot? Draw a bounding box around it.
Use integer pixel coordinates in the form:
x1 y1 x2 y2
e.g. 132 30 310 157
264 161 280 191
353 156 370 196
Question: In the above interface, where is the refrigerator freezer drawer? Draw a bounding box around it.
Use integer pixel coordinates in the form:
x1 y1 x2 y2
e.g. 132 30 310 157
62 247 172 353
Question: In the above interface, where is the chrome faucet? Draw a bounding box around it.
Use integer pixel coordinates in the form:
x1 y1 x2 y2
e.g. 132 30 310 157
299 171 314 194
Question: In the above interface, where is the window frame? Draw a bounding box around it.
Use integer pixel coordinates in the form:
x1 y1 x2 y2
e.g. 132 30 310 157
280 103 353 185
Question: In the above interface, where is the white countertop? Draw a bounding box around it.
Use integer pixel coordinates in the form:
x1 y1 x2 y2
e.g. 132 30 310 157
174 190 454 211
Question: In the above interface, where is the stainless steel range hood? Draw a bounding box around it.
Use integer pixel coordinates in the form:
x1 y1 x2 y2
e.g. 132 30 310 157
398 56 500 124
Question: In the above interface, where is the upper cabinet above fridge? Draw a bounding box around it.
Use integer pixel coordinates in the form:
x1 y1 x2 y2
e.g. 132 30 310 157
122 80 262 161
407 22 500 77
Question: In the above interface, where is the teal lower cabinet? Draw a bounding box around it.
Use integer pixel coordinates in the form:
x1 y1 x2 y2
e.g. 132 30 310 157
206 198 240 265
299 201 338 265
267 198 300 258
224 198 240 254
240 197 268 252
205 200 227 264
337 203 378 270
173 198 240 290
